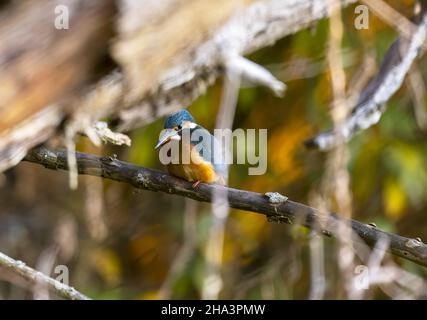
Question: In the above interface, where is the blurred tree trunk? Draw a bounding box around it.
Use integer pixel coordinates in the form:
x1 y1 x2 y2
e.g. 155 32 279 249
0 0 115 171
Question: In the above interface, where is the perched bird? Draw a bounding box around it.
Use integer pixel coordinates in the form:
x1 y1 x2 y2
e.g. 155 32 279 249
155 110 226 187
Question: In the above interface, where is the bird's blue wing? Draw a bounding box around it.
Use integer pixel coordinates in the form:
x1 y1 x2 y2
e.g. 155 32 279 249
190 126 228 179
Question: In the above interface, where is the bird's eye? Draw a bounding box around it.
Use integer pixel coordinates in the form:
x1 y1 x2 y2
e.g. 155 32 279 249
177 125 182 130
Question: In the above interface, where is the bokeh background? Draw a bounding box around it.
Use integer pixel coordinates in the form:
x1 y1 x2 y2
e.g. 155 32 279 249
1 0 427 299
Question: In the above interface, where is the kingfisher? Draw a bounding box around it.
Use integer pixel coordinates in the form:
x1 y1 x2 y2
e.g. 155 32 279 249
155 110 226 187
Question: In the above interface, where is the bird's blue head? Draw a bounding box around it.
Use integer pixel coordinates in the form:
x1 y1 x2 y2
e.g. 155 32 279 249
164 110 195 129
155 110 196 149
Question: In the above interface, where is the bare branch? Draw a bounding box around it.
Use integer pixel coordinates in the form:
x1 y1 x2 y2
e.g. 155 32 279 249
114 0 357 132
224 54 286 96
306 10 427 150
0 0 359 172
0 251 89 300
360 0 419 42
93 122 131 146
23 147 427 268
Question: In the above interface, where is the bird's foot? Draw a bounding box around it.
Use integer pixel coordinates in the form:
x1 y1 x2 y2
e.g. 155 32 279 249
192 181 201 189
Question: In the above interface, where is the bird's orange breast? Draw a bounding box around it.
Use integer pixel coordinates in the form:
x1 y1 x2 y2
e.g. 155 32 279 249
167 143 218 183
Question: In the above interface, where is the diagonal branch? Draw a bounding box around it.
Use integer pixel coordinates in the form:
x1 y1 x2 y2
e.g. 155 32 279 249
113 0 358 132
305 10 427 150
23 147 427 268
0 251 89 300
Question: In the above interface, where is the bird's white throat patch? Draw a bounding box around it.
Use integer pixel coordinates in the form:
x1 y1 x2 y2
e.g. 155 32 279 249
182 121 197 129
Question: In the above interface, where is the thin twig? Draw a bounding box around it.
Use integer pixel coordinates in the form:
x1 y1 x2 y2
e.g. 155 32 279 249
201 55 241 300
158 199 198 299
407 64 427 131
360 0 419 43
0 250 89 300
326 0 355 299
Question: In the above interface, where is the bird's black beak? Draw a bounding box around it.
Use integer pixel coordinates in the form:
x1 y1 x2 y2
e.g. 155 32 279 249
155 128 180 149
